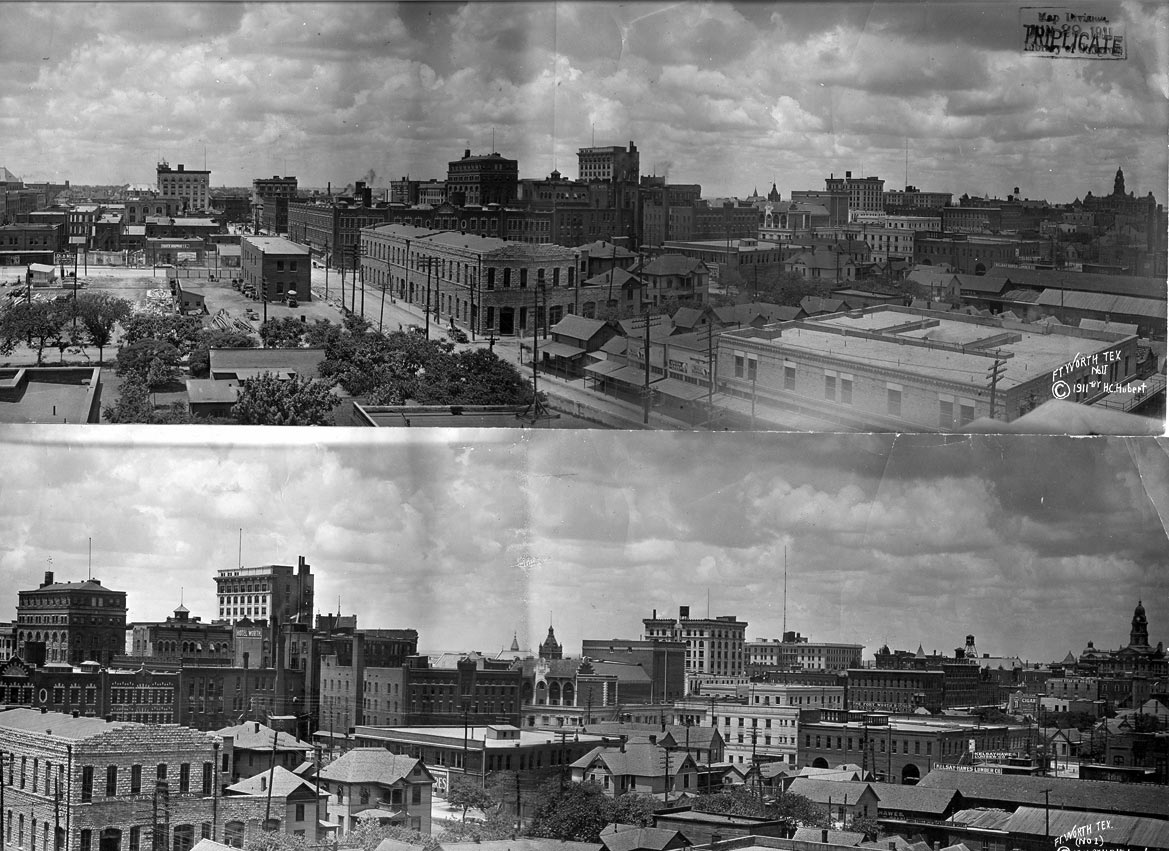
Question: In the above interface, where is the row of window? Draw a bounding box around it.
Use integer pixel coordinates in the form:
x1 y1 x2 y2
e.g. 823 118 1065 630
79 761 213 800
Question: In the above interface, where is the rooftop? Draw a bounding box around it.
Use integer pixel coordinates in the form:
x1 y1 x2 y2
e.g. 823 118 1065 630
732 306 1134 392
243 236 309 255
0 367 101 424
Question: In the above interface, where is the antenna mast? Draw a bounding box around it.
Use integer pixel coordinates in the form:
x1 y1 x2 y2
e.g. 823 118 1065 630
238 528 242 568
783 546 788 635
88 537 92 580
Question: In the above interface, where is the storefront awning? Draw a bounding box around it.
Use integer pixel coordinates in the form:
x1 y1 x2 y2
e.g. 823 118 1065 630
539 341 586 359
584 360 624 377
652 377 710 402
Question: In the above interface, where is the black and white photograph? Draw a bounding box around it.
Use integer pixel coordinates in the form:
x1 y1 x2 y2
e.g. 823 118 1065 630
0 3 1168 851
0 0 1163 431
0 430 1168 847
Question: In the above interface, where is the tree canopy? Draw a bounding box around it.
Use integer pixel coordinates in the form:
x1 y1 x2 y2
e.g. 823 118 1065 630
0 300 70 365
75 292 132 363
231 373 340 425
188 328 257 378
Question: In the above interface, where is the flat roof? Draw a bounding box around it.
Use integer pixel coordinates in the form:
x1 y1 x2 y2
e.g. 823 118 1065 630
353 725 610 749
0 368 99 424
243 236 309 255
739 309 1131 392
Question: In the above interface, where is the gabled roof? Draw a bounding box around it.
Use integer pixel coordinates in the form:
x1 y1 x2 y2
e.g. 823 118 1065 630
868 781 957 815
799 296 846 315
550 314 612 342
581 241 637 260
318 748 430 787
955 274 1010 294
916 768 1169 818
439 840 600 851
216 721 312 753
209 347 327 377
786 778 875 805
225 765 321 800
572 742 695 778
584 268 642 289
600 825 686 851
638 255 707 276
1005 806 1169 848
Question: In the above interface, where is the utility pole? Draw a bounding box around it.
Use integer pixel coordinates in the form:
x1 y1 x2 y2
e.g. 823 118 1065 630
324 238 330 300
425 257 433 339
631 307 656 425
987 356 1007 420
263 729 279 829
518 283 557 425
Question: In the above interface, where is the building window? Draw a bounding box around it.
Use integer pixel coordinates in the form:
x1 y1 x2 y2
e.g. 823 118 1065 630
825 374 836 400
939 399 953 427
887 387 902 417
784 365 796 390
734 355 745 378
80 830 91 851
81 766 93 802
179 763 190 793
841 377 852 404
202 763 213 797
131 765 142 795
412 785 422 805
106 765 117 797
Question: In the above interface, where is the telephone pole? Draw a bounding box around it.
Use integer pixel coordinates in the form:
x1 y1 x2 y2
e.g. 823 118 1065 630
987 355 1007 420
631 307 658 425
518 283 558 425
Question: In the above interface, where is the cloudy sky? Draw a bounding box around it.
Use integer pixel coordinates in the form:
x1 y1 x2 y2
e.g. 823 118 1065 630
1 429 1166 666
1 1 1166 202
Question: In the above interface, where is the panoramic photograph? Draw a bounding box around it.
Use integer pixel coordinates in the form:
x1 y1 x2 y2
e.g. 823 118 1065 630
0 429 1168 846
0 0 1163 431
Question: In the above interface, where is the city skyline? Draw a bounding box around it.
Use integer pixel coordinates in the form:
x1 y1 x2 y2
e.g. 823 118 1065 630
0 430 1166 666
1 1 1166 203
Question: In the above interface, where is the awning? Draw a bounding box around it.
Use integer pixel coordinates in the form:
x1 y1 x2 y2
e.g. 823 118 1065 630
539 341 586 359
652 377 710 402
356 808 403 820
584 360 624 377
606 366 650 386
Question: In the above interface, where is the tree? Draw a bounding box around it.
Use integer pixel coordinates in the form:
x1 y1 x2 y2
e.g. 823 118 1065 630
115 338 182 380
120 312 204 353
0 300 69 365
188 328 257 378
692 786 768 817
260 316 310 348
611 791 660 826
340 821 437 851
770 791 829 827
447 774 495 823
231 373 340 425
75 293 132 363
145 355 176 402
244 831 312 851
528 780 614 842
847 815 882 841
102 374 191 424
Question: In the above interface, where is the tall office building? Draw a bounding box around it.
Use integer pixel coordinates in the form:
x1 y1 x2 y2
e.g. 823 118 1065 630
157 161 211 211
215 556 314 627
643 605 747 679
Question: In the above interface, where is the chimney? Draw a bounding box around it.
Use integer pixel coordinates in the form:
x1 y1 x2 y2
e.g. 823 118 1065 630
620 735 627 753
40 706 48 714
260 776 267 791
464 149 471 159
43 570 54 587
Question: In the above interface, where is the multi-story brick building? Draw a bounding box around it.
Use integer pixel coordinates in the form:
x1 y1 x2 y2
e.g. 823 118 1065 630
676 681 844 767
0 657 178 724
746 633 864 672
0 223 59 266
580 638 688 704
239 236 311 303
361 224 594 338
157 162 210 212
286 185 391 270
15 572 127 667
320 655 522 733
883 186 953 210
642 606 746 684
446 150 518 207
825 172 885 214
214 558 314 628
215 721 313 784
127 606 233 667
797 709 1026 784
0 707 272 851
252 176 298 235
846 663 985 714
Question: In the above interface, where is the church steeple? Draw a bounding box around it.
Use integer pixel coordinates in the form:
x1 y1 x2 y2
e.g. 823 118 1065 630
1130 599 1149 648
510 632 520 652
539 623 563 660
1113 166 1126 198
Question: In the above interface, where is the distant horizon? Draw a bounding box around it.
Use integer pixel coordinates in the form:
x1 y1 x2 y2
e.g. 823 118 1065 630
2 1 1164 206
2 431 1165 668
